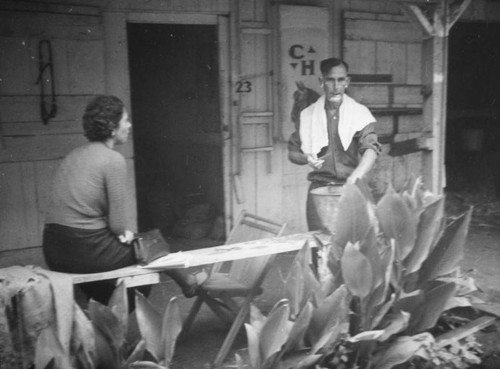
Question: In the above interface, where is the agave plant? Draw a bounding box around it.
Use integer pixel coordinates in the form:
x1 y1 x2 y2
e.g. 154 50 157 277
89 282 183 369
240 178 487 369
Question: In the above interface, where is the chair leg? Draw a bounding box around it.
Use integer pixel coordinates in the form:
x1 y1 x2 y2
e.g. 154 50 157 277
179 296 203 341
212 299 251 368
201 291 234 325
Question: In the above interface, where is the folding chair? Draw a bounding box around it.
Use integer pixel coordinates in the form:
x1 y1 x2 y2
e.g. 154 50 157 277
180 210 287 368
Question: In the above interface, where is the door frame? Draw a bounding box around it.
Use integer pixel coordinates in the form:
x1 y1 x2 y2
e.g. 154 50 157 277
103 11 233 234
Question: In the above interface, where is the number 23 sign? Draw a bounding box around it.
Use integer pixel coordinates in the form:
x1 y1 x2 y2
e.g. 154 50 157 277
235 80 252 93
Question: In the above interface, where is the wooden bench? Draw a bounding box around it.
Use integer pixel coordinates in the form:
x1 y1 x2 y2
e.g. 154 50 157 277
69 265 166 288
67 231 324 288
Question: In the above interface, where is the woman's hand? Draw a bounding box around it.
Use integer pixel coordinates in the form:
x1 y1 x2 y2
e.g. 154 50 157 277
118 230 135 244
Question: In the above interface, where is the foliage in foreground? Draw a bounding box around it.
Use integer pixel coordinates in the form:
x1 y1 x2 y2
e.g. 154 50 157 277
88 283 183 369
0 271 183 369
240 178 484 369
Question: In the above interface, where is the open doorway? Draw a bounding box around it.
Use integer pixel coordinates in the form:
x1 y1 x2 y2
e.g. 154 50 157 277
127 23 225 250
446 21 500 200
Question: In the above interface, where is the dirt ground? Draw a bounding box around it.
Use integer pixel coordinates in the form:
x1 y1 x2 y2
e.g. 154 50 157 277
144 194 500 369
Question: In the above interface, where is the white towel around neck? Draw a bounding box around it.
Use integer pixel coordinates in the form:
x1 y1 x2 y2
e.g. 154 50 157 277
299 94 376 155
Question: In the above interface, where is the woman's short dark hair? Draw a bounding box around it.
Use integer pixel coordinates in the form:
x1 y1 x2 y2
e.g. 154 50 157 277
83 95 124 142
320 58 349 75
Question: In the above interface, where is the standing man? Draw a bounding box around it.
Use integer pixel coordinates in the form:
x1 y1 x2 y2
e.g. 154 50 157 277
288 57 381 230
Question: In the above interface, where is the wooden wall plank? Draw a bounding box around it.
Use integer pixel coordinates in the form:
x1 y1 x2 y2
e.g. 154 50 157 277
240 33 271 111
343 40 376 74
0 1 99 16
375 115 395 136
0 11 102 40
348 84 389 106
255 150 283 222
240 0 267 23
34 159 61 236
0 38 38 95
0 162 39 249
240 152 258 213
106 0 230 13
346 0 400 14
376 42 407 83
0 37 104 96
406 43 422 84
66 40 105 94
393 85 423 106
0 134 86 163
281 169 309 233
1 121 81 136
0 134 133 163
0 247 46 268
398 114 423 133
345 18 424 42
0 95 92 123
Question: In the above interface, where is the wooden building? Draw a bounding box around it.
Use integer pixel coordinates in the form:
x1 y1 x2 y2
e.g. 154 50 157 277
1 0 500 267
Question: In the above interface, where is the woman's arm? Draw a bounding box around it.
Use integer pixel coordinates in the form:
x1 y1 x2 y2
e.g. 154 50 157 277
105 154 130 236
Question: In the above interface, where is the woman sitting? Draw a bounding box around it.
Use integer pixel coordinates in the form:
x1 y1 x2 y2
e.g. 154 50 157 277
42 95 198 309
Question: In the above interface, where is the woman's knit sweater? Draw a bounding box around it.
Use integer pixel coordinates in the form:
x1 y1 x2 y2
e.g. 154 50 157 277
45 142 130 235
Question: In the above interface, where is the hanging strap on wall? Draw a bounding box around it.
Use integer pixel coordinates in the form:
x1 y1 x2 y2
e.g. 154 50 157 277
36 40 57 125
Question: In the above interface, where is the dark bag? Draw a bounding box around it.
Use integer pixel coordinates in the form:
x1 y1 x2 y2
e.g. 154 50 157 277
132 229 170 265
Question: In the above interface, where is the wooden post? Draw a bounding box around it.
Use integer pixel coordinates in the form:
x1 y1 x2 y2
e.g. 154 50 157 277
398 0 471 194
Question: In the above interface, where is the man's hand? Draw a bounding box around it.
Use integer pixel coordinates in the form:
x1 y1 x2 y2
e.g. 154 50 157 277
345 176 357 185
306 153 324 169
118 230 135 244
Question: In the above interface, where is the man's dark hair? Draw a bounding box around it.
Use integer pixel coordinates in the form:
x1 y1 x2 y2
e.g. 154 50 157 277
83 95 124 142
320 58 349 75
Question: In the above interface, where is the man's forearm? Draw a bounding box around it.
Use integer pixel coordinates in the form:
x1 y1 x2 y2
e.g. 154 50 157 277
347 149 377 183
288 150 308 165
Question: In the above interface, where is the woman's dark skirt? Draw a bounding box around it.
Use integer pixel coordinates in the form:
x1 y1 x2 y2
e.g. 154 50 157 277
43 223 149 308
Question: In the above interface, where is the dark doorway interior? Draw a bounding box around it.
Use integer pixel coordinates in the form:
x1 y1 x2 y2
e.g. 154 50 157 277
446 21 500 197
127 23 224 248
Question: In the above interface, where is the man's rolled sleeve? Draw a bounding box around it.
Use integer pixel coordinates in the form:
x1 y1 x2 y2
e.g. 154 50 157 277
358 122 382 155
288 130 303 154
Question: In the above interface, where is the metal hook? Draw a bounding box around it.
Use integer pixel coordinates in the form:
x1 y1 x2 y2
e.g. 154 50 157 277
36 40 57 125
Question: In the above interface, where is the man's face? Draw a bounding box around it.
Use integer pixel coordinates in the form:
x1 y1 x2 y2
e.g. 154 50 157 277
319 64 350 107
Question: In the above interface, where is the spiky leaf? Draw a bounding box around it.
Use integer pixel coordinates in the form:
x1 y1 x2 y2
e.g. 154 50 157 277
249 304 267 334
377 311 410 341
160 297 182 364
409 281 457 334
334 183 372 248
245 323 261 369
307 285 349 346
285 259 305 318
71 303 96 369
129 361 166 368
348 330 384 342
311 321 341 354
376 185 417 261
88 299 124 353
418 209 472 284
108 281 129 337
359 226 384 288
374 335 430 369
341 242 373 298
125 339 147 367
260 302 290 363
404 197 445 274
135 291 162 361
283 302 313 353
